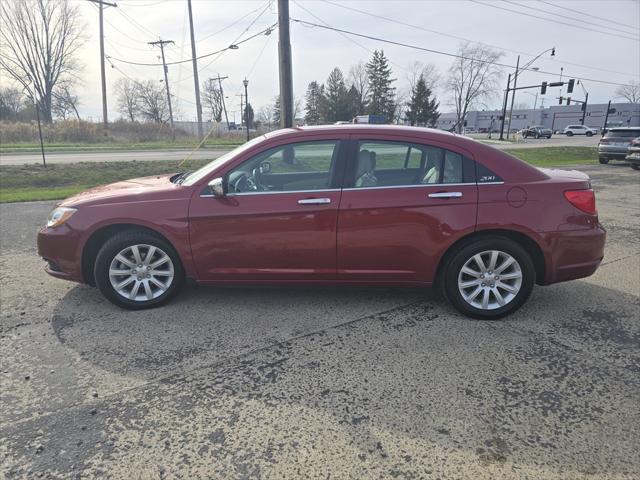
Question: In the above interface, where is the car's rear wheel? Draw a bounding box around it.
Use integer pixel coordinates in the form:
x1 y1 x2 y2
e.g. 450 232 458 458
442 237 535 320
599 156 609 164
631 163 640 170
94 231 184 309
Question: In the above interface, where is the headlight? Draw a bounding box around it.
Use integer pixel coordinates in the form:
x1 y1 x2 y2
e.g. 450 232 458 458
47 207 77 228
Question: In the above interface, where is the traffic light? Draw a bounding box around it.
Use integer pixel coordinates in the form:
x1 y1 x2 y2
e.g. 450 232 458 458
567 97 571 105
559 96 563 104
541 81 547 95
567 79 575 93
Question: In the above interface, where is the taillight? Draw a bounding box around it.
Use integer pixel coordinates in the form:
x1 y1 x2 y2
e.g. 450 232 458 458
564 189 597 215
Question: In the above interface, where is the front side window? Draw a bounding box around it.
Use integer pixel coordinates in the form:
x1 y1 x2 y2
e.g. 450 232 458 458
226 141 339 194
351 141 470 188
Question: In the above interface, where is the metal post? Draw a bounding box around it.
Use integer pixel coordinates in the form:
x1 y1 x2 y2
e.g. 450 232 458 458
499 73 511 141
278 0 293 128
603 100 611 133
581 92 589 125
187 0 203 138
243 78 250 141
506 55 520 140
215 75 230 131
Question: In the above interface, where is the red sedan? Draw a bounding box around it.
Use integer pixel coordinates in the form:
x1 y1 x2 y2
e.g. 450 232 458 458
38 125 605 319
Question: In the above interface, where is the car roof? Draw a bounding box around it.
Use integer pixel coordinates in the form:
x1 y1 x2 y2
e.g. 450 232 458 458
607 127 640 131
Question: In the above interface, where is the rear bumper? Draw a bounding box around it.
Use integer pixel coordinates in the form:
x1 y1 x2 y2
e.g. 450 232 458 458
540 225 606 285
37 226 84 283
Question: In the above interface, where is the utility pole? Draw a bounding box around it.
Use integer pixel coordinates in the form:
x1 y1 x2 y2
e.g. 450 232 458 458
187 0 203 138
212 75 230 130
87 0 117 128
237 93 244 129
243 78 250 141
499 73 511 141
149 39 175 128
506 55 520 140
603 100 612 133
278 0 293 128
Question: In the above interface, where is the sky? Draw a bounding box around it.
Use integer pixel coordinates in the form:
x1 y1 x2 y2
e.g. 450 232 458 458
5 0 639 121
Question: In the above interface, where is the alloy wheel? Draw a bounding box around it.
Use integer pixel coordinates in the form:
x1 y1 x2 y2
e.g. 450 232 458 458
108 244 174 301
457 250 523 310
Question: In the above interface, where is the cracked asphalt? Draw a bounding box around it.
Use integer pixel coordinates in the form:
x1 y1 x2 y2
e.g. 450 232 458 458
1 164 638 479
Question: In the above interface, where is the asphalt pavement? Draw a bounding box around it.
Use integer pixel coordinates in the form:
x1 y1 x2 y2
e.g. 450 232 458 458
0 164 638 479
0 135 600 165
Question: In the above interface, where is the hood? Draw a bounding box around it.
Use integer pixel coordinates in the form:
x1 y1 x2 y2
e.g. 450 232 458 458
60 174 183 207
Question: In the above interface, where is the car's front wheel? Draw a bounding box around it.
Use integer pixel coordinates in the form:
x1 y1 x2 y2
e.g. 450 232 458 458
94 230 184 309
566 131 573 136
586 131 593 137
599 156 609 164
442 237 535 319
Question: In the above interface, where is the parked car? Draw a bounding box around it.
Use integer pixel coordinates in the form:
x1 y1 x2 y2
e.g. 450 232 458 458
522 126 552 139
564 125 597 136
598 127 640 164
625 137 640 170
38 125 605 319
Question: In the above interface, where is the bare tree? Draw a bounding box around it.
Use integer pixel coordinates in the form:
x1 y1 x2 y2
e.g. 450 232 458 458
0 0 85 122
447 42 504 133
349 61 369 113
136 80 169 124
52 84 80 120
201 78 224 122
0 87 26 121
114 78 139 122
406 61 440 93
615 80 640 103
257 104 274 130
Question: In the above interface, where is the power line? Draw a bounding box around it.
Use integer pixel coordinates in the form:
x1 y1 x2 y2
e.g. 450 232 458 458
116 5 161 39
106 23 277 67
536 0 639 31
198 1 271 44
471 0 639 42
321 0 638 78
503 0 640 36
291 18 632 87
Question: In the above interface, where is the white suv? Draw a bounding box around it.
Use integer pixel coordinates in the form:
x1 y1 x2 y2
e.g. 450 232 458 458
564 125 597 137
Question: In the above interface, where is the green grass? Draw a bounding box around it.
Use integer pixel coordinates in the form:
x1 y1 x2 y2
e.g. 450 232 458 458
503 146 597 167
0 159 210 203
0 139 243 154
0 147 598 203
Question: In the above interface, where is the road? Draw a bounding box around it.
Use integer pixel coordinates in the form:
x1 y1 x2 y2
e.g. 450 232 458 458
0 148 230 166
1 164 638 479
0 135 600 165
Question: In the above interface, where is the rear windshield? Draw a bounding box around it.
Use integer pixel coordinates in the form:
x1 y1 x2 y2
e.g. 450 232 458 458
605 129 640 138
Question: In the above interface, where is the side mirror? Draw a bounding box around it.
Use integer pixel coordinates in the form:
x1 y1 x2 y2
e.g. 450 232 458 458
208 177 225 197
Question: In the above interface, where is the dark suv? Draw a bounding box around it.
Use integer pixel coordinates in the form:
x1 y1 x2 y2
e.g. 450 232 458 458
522 126 552 139
598 127 640 164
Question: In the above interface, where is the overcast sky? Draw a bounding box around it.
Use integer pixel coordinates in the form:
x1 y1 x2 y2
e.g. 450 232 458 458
26 0 640 120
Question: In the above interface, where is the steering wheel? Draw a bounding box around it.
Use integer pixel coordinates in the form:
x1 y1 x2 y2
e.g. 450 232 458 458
229 170 261 193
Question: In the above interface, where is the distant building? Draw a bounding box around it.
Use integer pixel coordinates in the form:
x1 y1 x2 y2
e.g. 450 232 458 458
436 102 640 133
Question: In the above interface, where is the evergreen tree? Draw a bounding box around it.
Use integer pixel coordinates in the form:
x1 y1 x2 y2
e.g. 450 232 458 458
406 74 440 127
322 68 349 122
346 84 361 119
243 103 254 129
304 81 324 125
366 50 396 121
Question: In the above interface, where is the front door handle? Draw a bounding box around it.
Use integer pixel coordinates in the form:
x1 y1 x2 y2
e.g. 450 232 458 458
298 198 331 205
428 192 463 199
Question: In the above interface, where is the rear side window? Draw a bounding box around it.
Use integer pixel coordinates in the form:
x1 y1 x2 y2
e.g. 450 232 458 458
350 140 474 188
605 129 640 138
476 163 503 183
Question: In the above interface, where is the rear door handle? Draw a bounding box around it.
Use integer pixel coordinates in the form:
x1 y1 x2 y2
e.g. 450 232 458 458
428 192 463 198
298 198 331 205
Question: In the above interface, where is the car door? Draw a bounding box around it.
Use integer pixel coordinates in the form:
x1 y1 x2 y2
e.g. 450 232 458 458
188 139 346 282
337 137 478 284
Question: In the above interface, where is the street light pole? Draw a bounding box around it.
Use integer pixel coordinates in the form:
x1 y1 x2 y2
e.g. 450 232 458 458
243 78 250 141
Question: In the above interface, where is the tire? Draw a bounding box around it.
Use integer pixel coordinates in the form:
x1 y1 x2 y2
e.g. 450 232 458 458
599 156 609 164
566 131 573 136
523 133 528 139
535 133 540 139
94 230 184 310
631 163 640 171
586 131 593 137
441 237 535 320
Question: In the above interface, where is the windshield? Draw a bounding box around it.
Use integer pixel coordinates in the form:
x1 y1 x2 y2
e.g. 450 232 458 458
181 136 266 186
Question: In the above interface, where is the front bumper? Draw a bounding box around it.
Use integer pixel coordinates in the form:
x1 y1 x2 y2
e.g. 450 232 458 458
540 225 606 285
37 226 84 283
